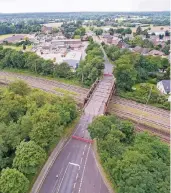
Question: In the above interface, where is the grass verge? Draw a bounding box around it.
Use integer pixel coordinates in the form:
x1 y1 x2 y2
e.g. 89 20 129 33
93 139 116 193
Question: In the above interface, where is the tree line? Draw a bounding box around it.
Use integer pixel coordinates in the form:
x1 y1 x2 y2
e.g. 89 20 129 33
0 22 41 35
0 40 104 87
0 81 77 193
103 44 170 110
76 40 104 86
88 115 170 193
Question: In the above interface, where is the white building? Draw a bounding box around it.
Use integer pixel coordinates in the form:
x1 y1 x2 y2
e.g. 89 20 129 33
63 51 82 69
157 80 170 94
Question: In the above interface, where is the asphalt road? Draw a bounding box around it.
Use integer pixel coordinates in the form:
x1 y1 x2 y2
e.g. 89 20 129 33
39 36 113 193
39 114 109 193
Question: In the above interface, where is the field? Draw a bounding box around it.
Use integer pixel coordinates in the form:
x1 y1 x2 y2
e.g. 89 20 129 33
3 45 32 51
0 34 28 41
43 22 63 28
85 25 170 33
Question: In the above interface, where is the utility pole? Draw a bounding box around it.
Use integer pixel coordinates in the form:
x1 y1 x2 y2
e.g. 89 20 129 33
138 86 152 128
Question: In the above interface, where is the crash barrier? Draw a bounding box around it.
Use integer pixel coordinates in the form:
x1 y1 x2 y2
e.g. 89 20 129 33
103 73 113 76
72 135 93 144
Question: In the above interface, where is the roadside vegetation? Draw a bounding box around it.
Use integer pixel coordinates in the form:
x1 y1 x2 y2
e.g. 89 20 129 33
88 115 170 193
76 40 104 86
0 80 77 193
103 44 170 110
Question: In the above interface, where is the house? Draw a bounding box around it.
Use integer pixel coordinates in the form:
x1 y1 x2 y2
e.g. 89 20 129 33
121 42 130 49
0 34 25 44
148 50 165 56
102 33 111 39
111 37 122 48
150 35 170 47
157 80 170 94
41 26 53 34
132 46 142 53
81 35 89 41
132 46 150 55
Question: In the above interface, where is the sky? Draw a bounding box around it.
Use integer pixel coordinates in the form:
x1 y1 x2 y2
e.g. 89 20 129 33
0 0 170 13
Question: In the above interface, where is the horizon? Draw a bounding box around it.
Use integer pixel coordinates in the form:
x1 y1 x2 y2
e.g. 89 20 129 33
0 0 170 13
0 10 170 14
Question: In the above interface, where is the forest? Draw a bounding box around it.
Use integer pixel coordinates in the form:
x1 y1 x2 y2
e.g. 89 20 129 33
88 115 170 193
103 44 170 110
0 40 104 87
0 80 77 193
0 22 41 35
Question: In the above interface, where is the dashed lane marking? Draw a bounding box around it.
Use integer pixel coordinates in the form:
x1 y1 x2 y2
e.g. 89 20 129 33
78 144 91 193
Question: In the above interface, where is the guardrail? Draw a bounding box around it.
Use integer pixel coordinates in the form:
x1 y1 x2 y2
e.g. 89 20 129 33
72 135 93 143
83 78 99 106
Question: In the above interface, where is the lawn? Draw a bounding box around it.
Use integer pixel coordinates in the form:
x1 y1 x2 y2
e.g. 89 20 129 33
0 34 14 40
3 45 32 51
85 24 170 34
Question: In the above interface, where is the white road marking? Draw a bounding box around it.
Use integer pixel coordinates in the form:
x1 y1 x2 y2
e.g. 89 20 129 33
73 124 81 135
84 144 87 150
56 163 70 193
66 152 71 160
78 144 91 193
73 183 76 189
80 157 83 165
76 173 79 181
59 167 64 177
69 162 80 168
82 151 84 155
51 179 59 193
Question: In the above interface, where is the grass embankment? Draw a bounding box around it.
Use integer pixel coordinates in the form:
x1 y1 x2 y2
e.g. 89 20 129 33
93 139 115 193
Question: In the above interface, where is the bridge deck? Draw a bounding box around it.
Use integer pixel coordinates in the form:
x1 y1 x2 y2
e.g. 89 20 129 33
84 76 114 116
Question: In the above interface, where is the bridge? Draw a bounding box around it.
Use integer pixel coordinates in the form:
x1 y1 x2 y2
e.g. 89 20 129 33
31 41 116 193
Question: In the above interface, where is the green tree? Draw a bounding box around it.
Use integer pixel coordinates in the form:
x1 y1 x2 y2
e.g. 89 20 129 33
8 80 31 96
13 141 46 176
0 168 29 193
29 105 63 149
136 26 142 35
54 62 72 78
108 28 114 35
115 55 137 91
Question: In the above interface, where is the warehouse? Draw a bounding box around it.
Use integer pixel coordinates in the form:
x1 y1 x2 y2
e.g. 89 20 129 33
63 51 82 69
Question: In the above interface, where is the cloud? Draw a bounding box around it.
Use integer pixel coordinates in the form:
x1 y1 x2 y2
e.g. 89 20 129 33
0 0 170 13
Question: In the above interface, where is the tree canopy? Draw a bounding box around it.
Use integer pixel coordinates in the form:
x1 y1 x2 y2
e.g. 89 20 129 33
0 80 77 188
88 115 170 193
13 141 46 176
0 168 29 193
